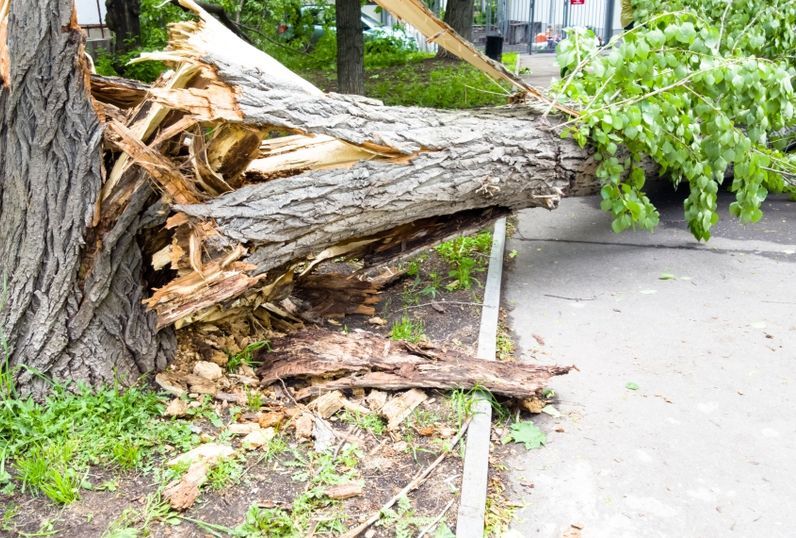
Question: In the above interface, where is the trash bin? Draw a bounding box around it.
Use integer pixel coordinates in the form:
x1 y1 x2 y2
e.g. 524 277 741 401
485 34 504 61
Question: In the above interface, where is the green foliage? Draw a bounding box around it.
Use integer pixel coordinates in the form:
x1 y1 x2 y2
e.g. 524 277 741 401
0 384 195 503
377 495 433 538
435 231 492 290
207 456 244 491
390 316 426 343
555 5 796 240
227 340 269 372
502 420 546 450
367 60 512 109
233 504 299 537
340 410 387 436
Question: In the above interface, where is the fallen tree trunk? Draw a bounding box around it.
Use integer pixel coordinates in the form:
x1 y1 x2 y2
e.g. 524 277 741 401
1 0 596 393
258 329 574 400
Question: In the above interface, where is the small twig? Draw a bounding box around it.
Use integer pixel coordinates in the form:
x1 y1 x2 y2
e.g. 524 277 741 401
401 301 484 311
341 418 472 538
416 499 455 538
543 294 596 302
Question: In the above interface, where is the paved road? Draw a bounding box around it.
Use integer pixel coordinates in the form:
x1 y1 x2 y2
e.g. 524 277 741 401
503 185 796 538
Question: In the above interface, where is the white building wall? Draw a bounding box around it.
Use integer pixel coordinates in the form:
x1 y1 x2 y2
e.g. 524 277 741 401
75 0 107 26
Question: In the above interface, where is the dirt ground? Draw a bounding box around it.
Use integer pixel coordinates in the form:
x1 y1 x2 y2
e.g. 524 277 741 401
1 245 508 537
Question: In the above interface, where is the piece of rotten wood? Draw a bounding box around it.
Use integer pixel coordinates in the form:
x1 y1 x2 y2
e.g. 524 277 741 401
325 482 363 500
380 389 427 430
257 329 572 400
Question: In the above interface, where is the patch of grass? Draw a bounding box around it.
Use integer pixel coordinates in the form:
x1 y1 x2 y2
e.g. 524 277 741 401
367 59 512 109
496 321 515 362
226 340 269 373
207 456 244 491
0 383 196 504
390 316 426 343
376 495 433 537
245 388 264 411
339 410 387 437
484 477 520 537
436 231 493 291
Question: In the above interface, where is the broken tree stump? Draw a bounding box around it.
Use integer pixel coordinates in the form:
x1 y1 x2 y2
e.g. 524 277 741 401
256 329 573 400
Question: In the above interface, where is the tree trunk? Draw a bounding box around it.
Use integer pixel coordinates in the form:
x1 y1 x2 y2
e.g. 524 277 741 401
2 0 596 394
335 0 364 94
0 0 172 396
437 0 474 58
258 328 574 400
105 0 141 54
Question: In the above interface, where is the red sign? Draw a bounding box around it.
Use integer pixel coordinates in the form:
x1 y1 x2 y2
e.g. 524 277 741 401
571 0 585 4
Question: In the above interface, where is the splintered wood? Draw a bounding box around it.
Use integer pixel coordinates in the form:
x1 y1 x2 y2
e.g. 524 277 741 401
87 0 598 334
258 329 573 400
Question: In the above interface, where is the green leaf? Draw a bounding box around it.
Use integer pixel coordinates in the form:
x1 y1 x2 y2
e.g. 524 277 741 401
434 523 456 538
625 382 639 391
658 273 676 280
503 421 546 450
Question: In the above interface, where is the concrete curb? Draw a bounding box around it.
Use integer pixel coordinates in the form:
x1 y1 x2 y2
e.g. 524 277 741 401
455 217 507 537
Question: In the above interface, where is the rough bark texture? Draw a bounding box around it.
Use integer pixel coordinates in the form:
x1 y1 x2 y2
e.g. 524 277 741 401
335 0 364 95
443 0 474 40
132 3 600 327
0 0 172 395
257 329 573 400
438 0 474 58
105 0 141 53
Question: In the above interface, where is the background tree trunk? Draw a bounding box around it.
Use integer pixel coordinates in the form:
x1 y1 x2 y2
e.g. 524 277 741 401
335 0 364 94
0 0 173 396
437 0 474 58
105 0 142 54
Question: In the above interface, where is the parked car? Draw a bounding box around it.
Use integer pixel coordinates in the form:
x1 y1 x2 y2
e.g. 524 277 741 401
278 5 415 49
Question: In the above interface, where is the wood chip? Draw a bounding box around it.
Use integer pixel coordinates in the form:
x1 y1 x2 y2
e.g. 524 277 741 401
242 427 275 449
155 372 187 396
324 482 363 500
193 360 223 381
164 398 189 417
309 390 346 418
294 412 314 439
381 389 427 430
257 411 285 429
366 390 388 412
228 422 261 435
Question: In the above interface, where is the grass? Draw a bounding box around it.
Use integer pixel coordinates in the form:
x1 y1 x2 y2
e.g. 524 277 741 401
340 410 387 436
436 231 493 291
226 340 269 373
390 316 426 343
0 383 196 504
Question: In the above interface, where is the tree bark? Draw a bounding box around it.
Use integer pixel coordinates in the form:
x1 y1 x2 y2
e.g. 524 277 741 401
335 0 364 94
437 0 474 58
105 0 142 54
0 0 172 396
257 328 573 400
2 0 595 394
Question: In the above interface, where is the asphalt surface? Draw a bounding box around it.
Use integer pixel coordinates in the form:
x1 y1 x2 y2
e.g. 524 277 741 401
503 184 796 537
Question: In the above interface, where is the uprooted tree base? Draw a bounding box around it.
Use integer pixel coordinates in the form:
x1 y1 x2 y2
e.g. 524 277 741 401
0 0 599 394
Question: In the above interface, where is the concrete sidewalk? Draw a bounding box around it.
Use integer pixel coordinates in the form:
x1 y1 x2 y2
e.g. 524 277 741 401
503 186 796 537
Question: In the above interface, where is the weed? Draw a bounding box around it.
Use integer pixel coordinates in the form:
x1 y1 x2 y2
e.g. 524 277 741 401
376 495 432 537
484 477 520 537
235 504 298 537
496 321 515 362
390 316 426 343
207 456 244 491
0 274 15 400
410 407 440 429
0 383 195 504
226 340 269 373
246 389 264 411
420 271 443 299
436 231 492 290
340 410 387 436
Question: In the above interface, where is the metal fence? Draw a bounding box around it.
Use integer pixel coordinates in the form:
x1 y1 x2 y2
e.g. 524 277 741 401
377 0 622 53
